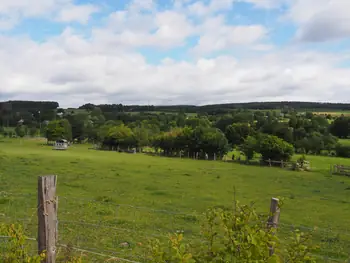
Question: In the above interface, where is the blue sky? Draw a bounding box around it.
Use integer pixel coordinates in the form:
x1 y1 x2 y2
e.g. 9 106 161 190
0 0 350 107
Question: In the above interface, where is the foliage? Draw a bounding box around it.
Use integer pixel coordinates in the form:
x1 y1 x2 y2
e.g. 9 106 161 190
0 223 46 262
65 112 91 142
194 127 229 158
146 201 317 263
100 124 136 150
258 134 294 162
330 116 350 139
185 117 211 129
2 100 349 157
0 223 84 263
90 107 106 127
46 119 72 142
15 125 27 138
225 123 253 146
29 126 39 137
335 144 350 158
153 127 229 158
239 135 257 161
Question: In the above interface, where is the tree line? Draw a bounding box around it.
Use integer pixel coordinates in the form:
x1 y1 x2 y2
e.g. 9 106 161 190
1 100 349 161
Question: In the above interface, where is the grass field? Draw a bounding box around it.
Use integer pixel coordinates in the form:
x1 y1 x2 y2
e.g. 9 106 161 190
340 139 350 146
1 138 350 261
312 111 350 117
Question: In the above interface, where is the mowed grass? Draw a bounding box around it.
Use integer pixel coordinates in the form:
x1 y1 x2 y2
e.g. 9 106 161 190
1 138 350 260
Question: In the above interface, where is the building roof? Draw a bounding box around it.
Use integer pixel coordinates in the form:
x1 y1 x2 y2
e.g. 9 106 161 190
56 139 68 143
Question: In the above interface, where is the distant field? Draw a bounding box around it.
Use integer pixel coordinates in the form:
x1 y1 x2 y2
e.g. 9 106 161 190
1 139 350 261
339 139 350 146
125 111 197 118
312 111 350 116
2 127 15 132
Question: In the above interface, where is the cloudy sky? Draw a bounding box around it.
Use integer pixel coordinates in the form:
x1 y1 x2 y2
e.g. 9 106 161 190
0 0 350 107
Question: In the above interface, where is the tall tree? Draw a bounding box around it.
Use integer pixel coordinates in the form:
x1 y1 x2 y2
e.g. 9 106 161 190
330 116 350 138
258 134 294 161
225 123 253 147
46 119 72 142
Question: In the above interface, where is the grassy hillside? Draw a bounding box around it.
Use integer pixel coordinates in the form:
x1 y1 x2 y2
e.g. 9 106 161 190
1 139 350 261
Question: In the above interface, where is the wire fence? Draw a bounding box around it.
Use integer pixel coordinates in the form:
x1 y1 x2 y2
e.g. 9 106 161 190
1 191 350 262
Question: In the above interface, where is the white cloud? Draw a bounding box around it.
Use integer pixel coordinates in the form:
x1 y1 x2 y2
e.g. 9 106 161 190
56 4 99 24
0 14 18 30
193 15 267 54
0 0 349 108
97 8 195 49
127 0 155 12
0 0 98 29
1 28 349 108
187 0 234 16
285 0 350 41
241 0 286 9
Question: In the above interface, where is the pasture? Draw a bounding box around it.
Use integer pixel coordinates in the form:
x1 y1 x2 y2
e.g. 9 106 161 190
340 139 350 146
312 111 350 117
1 138 350 261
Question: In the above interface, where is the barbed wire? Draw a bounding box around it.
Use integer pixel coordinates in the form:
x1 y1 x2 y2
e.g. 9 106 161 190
0 235 36 241
2 194 350 236
59 220 169 239
2 193 350 262
0 235 143 263
3 188 350 210
58 244 144 263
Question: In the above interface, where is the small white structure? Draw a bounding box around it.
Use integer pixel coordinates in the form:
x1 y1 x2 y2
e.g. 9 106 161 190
54 139 68 150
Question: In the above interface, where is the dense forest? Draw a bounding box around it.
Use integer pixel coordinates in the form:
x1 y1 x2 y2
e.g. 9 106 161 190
1 100 350 160
79 101 350 113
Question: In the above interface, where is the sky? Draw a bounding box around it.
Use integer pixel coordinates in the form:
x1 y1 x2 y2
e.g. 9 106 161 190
0 0 350 108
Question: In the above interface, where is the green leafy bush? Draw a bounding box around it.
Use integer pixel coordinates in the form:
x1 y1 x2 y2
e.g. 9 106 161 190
335 144 350 158
146 201 317 263
258 134 294 162
0 223 45 262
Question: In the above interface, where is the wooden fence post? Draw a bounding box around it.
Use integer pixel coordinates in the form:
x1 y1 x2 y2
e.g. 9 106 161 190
267 197 280 256
38 175 58 263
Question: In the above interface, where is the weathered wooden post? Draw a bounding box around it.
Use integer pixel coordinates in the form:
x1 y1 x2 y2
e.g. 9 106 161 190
38 175 58 263
267 197 280 256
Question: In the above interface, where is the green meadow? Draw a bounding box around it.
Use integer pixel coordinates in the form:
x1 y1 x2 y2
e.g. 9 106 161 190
1 138 350 261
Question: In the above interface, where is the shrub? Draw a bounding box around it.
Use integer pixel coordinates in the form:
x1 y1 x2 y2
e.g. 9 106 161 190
239 136 257 161
146 201 317 263
0 223 45 262
335 144 350 158
0 223 83 263
258 134 294 162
